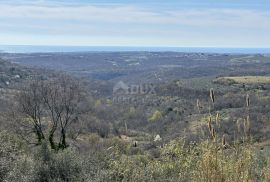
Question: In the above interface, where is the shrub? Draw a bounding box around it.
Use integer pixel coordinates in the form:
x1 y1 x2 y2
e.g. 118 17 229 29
148 111 162 122
106 139 270 182
0 130 27 181
5 142 88 182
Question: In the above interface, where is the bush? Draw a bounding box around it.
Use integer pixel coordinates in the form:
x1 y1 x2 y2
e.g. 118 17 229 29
33 142 85 182
106 139 270 182
0 130 27 181
148 110 162 122
5 142 89 182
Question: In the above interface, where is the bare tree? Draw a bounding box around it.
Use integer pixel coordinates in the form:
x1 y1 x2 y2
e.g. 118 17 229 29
17 80 45 144
46 76 84 149
16 75 88 150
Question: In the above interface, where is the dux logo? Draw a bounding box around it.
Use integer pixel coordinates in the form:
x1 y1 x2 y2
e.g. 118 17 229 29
113 81 130 95
113 81 156 95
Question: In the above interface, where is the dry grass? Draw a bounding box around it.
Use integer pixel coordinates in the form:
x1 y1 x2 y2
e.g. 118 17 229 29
215 76 270 84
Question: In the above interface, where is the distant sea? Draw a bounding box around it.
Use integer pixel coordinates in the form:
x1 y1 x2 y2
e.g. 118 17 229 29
0 45 270 54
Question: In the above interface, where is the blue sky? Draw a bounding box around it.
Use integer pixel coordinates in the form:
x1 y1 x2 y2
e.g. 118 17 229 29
0 0 270 47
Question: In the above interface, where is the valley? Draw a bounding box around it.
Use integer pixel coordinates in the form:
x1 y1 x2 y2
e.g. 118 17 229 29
1 52 270 181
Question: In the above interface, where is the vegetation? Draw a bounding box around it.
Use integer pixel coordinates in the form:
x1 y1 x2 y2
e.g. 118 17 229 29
0 53 270 181
15 75 88 150
215 76 270 84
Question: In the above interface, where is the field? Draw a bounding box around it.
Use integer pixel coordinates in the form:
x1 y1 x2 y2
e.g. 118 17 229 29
215 76 270 84
230 55 270 63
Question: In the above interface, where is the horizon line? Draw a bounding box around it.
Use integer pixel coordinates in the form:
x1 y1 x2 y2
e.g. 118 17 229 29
1 45 270 49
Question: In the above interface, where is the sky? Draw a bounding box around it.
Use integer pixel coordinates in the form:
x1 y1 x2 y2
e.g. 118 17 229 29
0 0 270 48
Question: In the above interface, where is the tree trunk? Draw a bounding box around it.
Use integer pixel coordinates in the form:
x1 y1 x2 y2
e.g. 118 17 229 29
59 128 67 149
34 125 45 145
49 131 56 150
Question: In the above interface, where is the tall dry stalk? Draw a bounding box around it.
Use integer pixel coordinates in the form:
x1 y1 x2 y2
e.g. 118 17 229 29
222 134 226 147
244 115 251 139
236 118 241 134
208 115 212 134
209 88 215 116
210 88 215 103
211 127 216 141
124 121 128 134
197 99 201 114
245 94 251 141
246 94 250 108
215 112 220 127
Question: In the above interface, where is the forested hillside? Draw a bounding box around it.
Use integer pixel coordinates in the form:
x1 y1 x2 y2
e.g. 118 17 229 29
0 53 270 181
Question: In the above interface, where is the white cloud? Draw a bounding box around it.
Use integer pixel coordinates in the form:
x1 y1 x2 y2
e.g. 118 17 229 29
0 1 270 47
0 3 270 27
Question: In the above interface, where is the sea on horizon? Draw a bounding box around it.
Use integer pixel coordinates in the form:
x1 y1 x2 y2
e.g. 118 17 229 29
0 45 270 54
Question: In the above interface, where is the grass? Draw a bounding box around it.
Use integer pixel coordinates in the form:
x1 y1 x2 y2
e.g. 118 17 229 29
215 76 270 84
230 55 270 63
